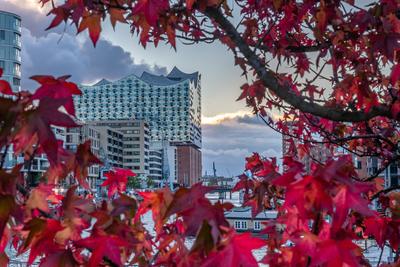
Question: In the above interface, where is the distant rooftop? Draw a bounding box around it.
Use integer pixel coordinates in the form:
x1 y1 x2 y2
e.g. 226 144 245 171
85 67 199 88
140 67 199 87
225 207 278 220
93 78 111 86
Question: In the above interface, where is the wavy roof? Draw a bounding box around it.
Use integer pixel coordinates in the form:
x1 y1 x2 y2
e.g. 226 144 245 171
83 67 199 88
140 67 199 87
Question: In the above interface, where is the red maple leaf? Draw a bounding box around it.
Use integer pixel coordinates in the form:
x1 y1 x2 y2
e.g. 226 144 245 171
13 97 78 165
135 188 173 233
56 185 94 244
0 69 13 95
109 8 126 29
74 234 131 267
201 231 265 267
78 13 102 46
30 75 81 116
332 184 373 233
101 168 136 198
67 140 102 189
25 183 55 214
20 218 64 265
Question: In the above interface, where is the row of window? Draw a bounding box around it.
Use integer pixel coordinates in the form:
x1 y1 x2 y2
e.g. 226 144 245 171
233 221 261 230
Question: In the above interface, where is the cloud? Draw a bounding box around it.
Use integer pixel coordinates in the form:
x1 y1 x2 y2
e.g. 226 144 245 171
1 0 54 37
21 28 167 89
202 112 282 177
203 148 251 157
202 110 253 125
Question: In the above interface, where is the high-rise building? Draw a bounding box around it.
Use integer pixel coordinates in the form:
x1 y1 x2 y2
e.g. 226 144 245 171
149 140 177 187
74 67 202 186
0 10 21 91
74 67 201 147
176 144 202 187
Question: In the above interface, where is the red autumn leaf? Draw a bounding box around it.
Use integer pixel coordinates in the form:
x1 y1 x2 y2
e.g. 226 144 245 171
0 80 13 95
186 0 196 9
101 168 136 198
74 235 131 267
46 7 69 30
56 185 94 244
78 13 102 46
20 218 64 265
133 0 170 26
391 100 400 118
202 231 265 267
67 140 102 189
165 183 212 216
0 67 13 95
364 215 387 247
40 249 82 267
391 64 400 86
311 238 363 267
109 7 126 29
181 200 232 242
111 193 138 218
284 175 333 219
332 184 373 232
25 183 54 214
13 97 78 165
0 196 16 241
135 188 173 233
30 75 81 116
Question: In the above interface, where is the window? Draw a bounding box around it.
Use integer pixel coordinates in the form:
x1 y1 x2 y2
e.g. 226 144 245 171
14 63 20 75
0 30 5 40
13 78 20 86
254 221 261 231
356 161 362 169
234 220 247 230
0 61 4 69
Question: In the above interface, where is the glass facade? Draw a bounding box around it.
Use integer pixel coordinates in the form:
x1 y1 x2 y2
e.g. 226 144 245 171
0 10 21 91
74 67 202 148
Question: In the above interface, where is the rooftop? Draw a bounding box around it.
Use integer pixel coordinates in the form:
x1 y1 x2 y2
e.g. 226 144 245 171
84 67 199 88
225 207 278 220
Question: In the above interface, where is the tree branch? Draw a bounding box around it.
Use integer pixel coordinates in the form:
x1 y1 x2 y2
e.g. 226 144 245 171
371 185 400 200
204 7 392 122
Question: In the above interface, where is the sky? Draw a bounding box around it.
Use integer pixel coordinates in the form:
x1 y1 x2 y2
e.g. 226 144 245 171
1 0 282 176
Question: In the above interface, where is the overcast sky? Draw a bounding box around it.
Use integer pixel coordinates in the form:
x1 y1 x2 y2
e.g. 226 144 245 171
1 0 282 176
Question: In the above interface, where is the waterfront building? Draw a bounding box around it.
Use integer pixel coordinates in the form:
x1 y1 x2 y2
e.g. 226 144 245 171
74 67 202 186
225 207 278 236
0 10 21 91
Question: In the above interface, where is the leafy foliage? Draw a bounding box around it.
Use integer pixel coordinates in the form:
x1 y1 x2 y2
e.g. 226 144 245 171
1 0 400 266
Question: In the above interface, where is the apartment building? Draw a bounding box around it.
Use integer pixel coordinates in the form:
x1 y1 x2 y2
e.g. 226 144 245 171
65 124 101 189
86 119 150 177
